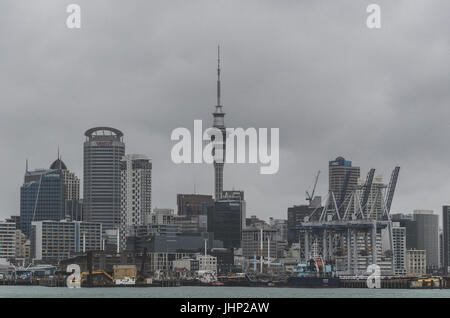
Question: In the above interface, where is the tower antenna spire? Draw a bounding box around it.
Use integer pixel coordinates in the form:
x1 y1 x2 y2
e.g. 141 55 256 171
217 45 221 107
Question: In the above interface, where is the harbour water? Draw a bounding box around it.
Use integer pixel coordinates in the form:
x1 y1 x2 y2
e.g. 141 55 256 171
1 286 450 298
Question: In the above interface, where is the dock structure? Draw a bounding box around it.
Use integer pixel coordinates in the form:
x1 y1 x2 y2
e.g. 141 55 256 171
296 167 400 276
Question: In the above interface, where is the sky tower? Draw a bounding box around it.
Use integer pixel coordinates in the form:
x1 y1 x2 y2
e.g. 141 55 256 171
212 46 226 200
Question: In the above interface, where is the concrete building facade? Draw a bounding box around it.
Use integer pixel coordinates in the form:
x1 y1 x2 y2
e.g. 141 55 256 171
242 225 277 260
442 206 450 274
413 210 439 272
84 127 125 231
392 223 407 275
31 220 102 262
406 249 427 276
0 221 16 259
328 157 360 215
119 154 152 251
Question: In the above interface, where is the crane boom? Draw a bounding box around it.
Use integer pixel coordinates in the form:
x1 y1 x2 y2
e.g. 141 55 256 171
361 168 376 213
306 170 320 205
385 166 400 213
338 170 352 212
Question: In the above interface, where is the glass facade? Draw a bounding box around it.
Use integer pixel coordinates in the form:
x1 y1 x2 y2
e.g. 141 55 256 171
20 169 64 237
206 200 245 249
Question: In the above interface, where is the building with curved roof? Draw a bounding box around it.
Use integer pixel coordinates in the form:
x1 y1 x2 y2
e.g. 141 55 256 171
50 158 67 170
83 127 125 230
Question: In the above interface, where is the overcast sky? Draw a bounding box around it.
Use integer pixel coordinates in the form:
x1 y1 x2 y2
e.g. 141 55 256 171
1 0 450 224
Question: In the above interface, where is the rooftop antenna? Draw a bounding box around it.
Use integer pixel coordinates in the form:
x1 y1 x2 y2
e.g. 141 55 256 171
26 159 28 173
217 45 221 107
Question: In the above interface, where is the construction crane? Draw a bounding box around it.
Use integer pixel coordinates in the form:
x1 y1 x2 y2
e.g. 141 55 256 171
306 171 320 205
385 166 400 213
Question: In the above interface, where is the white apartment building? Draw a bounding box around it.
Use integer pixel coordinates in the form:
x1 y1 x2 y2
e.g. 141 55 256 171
119 154 152 251
392 223 407 275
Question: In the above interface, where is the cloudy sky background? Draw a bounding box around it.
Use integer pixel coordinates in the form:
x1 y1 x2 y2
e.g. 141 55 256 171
1 0 450 223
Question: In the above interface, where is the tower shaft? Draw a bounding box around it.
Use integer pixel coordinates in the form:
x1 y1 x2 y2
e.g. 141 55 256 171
212 46 226 200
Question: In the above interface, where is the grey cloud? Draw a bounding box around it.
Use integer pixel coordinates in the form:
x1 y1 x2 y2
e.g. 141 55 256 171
1 0 450 222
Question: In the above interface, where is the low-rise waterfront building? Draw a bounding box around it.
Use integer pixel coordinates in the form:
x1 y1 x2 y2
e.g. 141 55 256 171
0 221 16 259
406 249 427 276
31 220 102 262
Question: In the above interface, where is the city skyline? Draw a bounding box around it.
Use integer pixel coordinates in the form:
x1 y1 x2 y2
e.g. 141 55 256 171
2 0 450 222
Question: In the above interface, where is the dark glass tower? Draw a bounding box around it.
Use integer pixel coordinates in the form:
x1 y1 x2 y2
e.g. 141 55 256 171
443 206 450 274
20 169 65 237
84 127 125 230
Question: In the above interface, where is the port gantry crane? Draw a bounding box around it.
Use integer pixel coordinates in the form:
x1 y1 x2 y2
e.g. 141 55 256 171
297 166 400 276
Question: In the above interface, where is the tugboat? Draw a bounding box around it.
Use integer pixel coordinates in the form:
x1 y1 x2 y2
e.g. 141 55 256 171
286 258 340 288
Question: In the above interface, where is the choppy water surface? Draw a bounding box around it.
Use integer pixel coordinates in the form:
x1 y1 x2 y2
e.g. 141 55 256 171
1 286 450 298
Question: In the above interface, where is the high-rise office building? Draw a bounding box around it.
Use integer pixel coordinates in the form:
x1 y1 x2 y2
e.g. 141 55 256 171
442 206 450 274
205 192 246 249
414 210 439 272
328 157 360 213
119 154 152 251
50 158 82 221
440 230 444 271
392 223 407 275
20 168 65 237
83 127 125 231
212 47 226 200
391 213 418 250
50 158 80 201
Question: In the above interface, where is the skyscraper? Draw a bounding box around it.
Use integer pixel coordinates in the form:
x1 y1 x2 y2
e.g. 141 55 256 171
442 206 450 274
391 213 418 250
392 222 407 275
84 127 125 231
328 157 360 213
20 168 65 237
50 158 80 202
20 158 81 237
414 210 439 272
206 191 246 249
212 47 226 200
119 154 152 251
50 158 82 221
